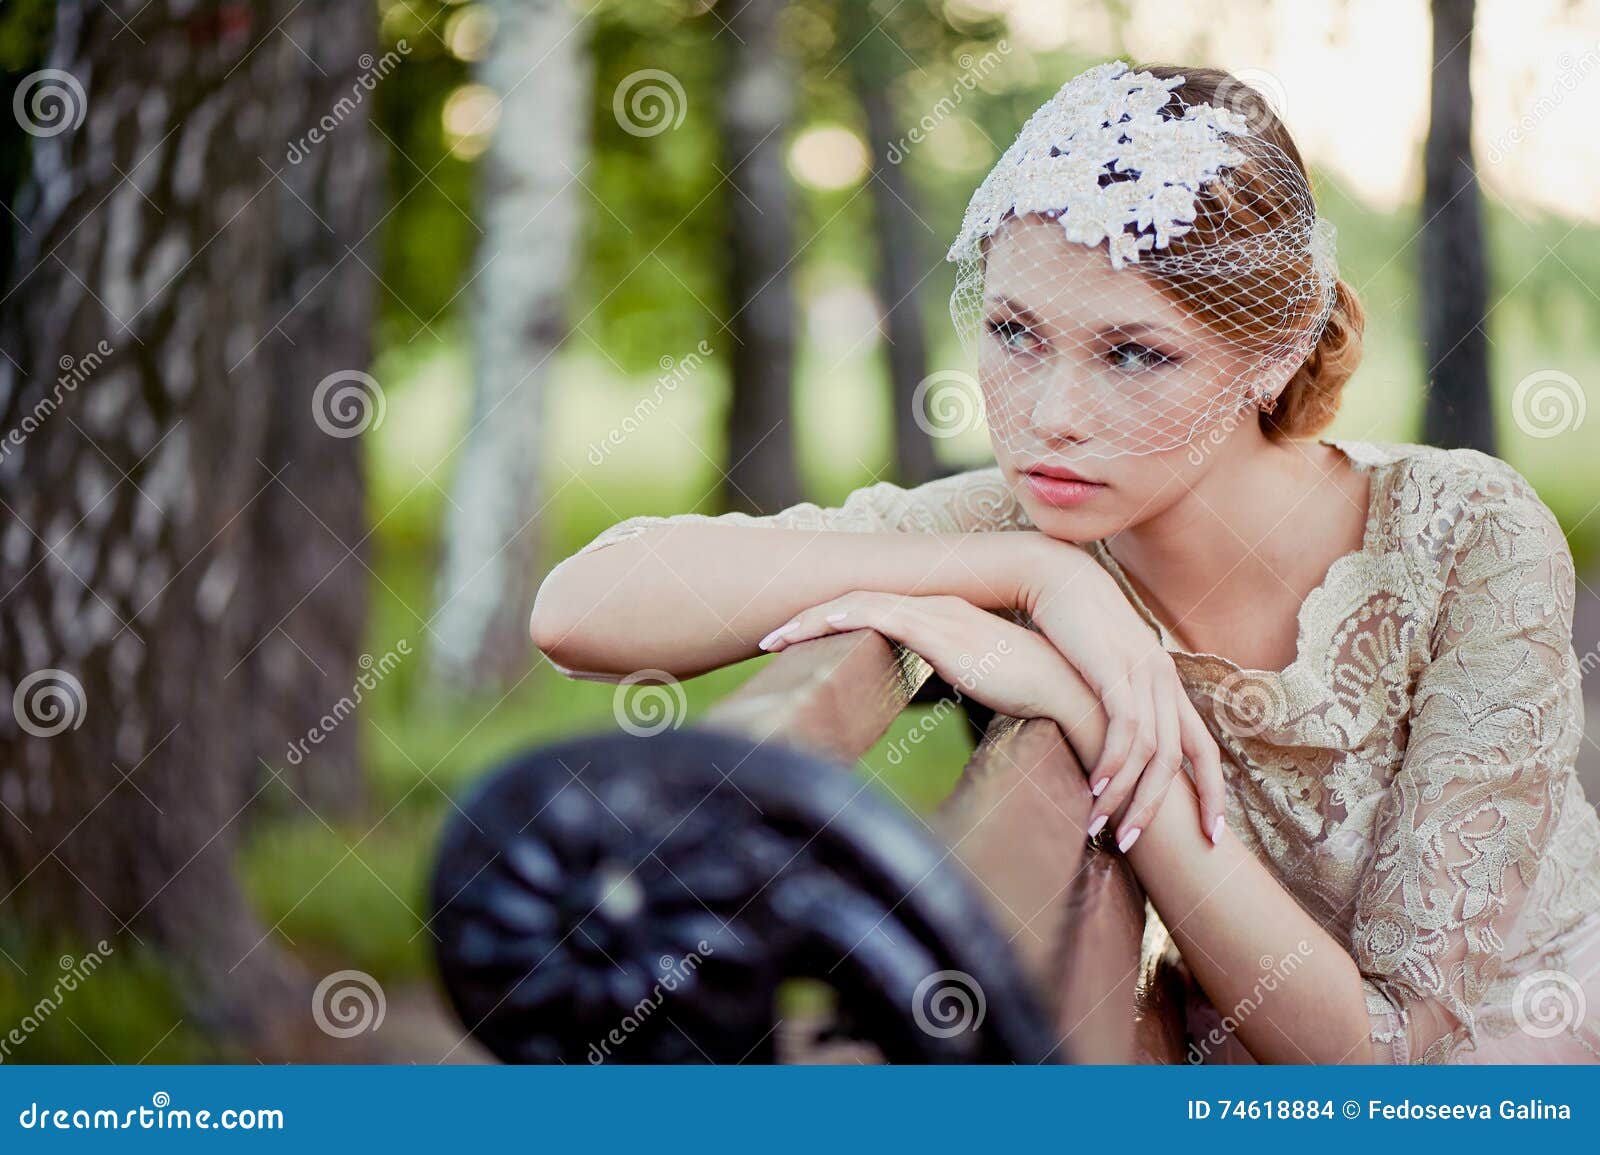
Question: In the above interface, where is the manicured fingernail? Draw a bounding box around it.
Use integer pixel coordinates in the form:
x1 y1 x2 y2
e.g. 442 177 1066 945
1209 816 1224 845
1086 814 1107 837
1091 777 1109 797
758 622 798 650
1117 826 1141 853
825 612 849 623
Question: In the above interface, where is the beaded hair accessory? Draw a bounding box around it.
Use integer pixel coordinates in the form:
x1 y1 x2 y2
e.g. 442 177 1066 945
946 61 1339 460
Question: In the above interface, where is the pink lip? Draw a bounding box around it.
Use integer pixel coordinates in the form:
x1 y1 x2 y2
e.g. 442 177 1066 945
1022 466 1106 508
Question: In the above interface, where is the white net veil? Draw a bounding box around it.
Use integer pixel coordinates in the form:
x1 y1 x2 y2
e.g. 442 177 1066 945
946 61 1340 462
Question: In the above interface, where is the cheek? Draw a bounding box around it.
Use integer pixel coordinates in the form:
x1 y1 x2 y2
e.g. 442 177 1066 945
1095 453 1206 526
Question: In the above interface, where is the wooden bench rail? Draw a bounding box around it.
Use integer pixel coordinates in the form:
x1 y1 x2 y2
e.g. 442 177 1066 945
703 632 1186 1064
703 629 933 764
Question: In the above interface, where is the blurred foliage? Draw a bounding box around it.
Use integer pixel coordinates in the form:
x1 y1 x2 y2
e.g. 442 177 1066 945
0 927 210 1063
0 0 52 72
372 0 1011 368
0 0 55 294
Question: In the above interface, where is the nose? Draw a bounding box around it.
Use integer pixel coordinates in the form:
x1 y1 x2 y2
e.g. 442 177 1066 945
1023 364 1098 450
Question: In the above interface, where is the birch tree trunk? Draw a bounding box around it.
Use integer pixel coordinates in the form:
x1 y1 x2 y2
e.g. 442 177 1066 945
720 0 801 515
431 0 590 691
0 0 376 1044
1420 0 1494 452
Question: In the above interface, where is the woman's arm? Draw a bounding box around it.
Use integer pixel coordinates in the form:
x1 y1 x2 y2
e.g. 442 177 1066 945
533 471 1224 842
530 523 1066 680
1127 783 1380 1063
1032 649 1382 1063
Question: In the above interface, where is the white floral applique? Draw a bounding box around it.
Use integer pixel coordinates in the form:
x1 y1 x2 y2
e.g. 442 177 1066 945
945 60 1252 269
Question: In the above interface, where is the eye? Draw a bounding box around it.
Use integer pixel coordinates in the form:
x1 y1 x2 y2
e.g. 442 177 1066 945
1104 340 1178 371
985 317 1043 355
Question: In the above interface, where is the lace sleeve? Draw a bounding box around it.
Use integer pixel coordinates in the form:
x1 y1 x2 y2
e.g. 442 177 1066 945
541 467 1025 680
1349 486 1581 1062
564 466 1021 560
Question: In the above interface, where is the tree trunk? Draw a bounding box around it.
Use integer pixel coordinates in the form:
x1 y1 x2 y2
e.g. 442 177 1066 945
720 0 802 515
431 0 589 691
1420 0 1494 452
0 0 373 1044
848 30 938 488
240 0 379 814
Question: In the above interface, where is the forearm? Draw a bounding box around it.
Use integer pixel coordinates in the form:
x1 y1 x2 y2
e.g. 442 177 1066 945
1129 782 1379 1063
532 525 1076 679
1038 671 1377 1064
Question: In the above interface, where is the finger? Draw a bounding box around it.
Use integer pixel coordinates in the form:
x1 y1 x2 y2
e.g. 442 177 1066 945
1087 674 1158 837
1151 666 1182 792
1087 673 1138 793
1180 700 1227 844
784 592 947 659
1105 671 1180 852
758 591 884 650
1116 751 1180 851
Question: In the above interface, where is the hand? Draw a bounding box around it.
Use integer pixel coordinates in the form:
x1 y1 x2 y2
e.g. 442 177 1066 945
759 591 1102 753
1016 545 1225 852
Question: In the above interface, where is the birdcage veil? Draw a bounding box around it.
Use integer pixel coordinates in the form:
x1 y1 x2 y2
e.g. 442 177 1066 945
946 60 1339 462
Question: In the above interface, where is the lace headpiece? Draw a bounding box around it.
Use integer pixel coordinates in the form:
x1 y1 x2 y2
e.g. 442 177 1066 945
945 61 1339 461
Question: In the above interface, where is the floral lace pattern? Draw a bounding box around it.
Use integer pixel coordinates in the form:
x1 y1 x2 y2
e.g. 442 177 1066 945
564 440 1600 1062
946 60 1254 269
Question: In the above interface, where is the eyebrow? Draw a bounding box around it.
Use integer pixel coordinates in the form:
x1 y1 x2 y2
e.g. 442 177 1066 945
984 296 1179 340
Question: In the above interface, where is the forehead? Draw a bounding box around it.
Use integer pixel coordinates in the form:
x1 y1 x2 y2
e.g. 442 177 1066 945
981 214 1195 335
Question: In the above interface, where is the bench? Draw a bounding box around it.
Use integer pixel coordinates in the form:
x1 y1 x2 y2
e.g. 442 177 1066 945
429 630 1189 1063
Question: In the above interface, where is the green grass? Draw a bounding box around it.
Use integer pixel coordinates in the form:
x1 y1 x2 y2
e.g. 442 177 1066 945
0 930 210 1063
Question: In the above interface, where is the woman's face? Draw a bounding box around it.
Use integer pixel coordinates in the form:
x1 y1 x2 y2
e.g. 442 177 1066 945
977 214 1272 541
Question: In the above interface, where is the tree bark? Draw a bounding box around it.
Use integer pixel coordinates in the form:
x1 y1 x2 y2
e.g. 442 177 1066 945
240 0 379 814
431 0 589 691
720 0 802 515
0 0 375 1044
1420 0 1494 452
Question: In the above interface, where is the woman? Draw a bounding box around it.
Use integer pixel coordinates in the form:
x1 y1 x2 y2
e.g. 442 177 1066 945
531 61 1600 1063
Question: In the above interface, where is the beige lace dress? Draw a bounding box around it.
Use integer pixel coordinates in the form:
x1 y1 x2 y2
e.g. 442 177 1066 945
558 439 1600 1063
